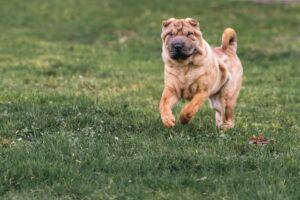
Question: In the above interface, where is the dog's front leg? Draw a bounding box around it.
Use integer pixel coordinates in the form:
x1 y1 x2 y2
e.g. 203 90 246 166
159 87 178 128
179 92 209 124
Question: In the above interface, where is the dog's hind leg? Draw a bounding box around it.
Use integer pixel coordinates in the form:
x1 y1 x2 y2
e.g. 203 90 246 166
222 94 239 129
209 95 225 128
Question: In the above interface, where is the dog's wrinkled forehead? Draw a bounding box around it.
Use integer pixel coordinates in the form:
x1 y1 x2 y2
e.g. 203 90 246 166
162 18 198 30
161 18 200 38
173 20 183 30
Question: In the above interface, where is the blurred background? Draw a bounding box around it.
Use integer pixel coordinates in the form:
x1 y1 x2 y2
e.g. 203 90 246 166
0 0 299 97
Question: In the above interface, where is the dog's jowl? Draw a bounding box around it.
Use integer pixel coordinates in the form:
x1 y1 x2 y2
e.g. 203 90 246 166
159 18 243 129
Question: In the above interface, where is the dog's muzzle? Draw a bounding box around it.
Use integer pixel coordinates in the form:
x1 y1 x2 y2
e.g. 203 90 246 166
169 38 195 60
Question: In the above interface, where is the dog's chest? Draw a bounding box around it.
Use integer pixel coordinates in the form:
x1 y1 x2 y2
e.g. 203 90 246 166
167 66 205 100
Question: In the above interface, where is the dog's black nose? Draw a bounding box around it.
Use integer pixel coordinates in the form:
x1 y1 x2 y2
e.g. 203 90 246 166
172 42 184 51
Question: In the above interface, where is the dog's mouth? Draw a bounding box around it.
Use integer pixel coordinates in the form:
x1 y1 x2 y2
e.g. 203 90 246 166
169 47 197 61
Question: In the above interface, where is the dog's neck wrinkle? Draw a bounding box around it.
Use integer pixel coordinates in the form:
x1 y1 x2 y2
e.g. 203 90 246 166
168 61 203 71
192 41 210 65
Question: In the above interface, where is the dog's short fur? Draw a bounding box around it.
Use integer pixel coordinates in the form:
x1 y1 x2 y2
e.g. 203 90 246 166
159 18 243 129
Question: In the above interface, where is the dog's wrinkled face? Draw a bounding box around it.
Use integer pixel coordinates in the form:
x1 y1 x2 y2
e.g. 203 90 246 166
161 18 203 61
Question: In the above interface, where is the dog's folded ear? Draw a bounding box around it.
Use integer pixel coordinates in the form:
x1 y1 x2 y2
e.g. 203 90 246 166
162 18 175 29
185 18 199 27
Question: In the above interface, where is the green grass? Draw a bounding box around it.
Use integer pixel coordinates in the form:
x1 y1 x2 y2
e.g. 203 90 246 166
0 0 299 199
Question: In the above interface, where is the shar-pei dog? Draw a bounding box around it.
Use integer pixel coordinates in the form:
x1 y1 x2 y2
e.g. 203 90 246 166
159 18 243 129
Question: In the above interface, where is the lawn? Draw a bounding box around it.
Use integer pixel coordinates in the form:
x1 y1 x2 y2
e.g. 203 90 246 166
0 0 299 199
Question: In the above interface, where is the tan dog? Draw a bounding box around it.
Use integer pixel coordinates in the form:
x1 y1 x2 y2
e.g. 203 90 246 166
159 18 243 129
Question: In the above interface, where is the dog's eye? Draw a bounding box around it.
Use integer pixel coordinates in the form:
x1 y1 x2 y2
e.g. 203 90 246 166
187 32 194 36
167 32 173 37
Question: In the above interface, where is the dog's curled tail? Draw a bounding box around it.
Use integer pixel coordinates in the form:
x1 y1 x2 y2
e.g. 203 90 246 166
222 28 237 52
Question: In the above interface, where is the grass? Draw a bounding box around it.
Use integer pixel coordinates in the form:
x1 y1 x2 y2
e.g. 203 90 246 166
0 0 299 199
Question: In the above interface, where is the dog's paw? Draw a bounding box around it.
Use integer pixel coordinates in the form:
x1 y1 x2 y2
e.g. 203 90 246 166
179 110 193 124
216 119 223 128
161 114 175 128
218 121 234 130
